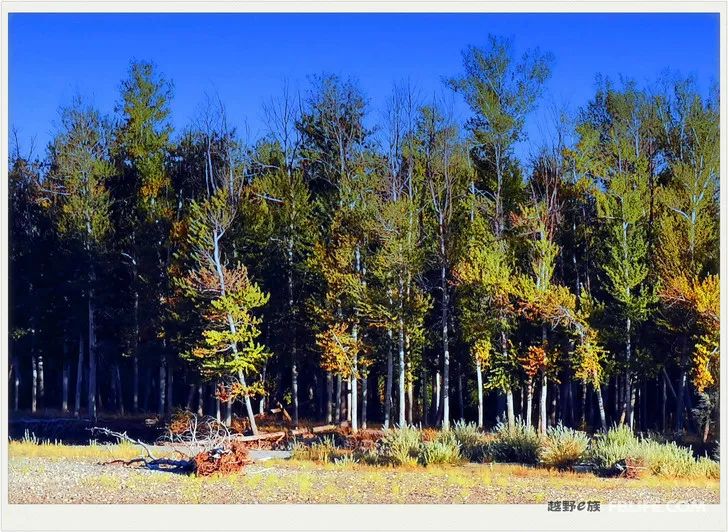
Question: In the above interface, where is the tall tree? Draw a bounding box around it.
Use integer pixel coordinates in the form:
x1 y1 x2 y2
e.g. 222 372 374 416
178 190 270 433
47 97 113 420
113 60 174 413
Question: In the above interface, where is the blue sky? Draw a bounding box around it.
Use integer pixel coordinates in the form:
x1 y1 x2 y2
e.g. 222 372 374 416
9 13 720 164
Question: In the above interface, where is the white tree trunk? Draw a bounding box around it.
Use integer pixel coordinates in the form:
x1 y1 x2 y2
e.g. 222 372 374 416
75 333 84 417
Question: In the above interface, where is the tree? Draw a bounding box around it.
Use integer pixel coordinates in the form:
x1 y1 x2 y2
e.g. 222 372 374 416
418 100 469 429
453 211 516 427
449 35 551 422
113 60 174 413
177 190 270 433
47 97 113 420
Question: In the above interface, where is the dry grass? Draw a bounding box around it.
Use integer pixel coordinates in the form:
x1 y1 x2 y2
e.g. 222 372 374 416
9 439 174 462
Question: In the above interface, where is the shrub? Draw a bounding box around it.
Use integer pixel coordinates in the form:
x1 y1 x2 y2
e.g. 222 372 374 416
449 421 493 462
639 440 696 478
693 456 720 479
588 426 719 479
291 436 341 462
354 447 382 466
380 426 422 466
588 425 640 474
540 424 589 469
421 428 439 442
490 421 541 464
418 438 462 466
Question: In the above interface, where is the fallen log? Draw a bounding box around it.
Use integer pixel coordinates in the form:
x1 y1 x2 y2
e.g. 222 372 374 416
311 424 338 434
232 431 286 442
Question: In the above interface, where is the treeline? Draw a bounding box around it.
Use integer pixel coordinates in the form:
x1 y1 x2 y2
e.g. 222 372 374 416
9 35 719 439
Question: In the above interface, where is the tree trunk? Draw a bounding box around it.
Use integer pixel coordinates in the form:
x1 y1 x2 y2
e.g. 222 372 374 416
385 328 393 428
37 353 44 410
326 372 333 423
595 384 607 431
407 367 414 425
506 388 515 427
334 375 342 423
526 379 533 427
132 276 139 412
88 287 97 420
288 235 299 429
62 363 70 413
434 370 441 424
661 372 667 432
676 366 687 433
539 324 547 434
132 353 139 413
166 362 173 416
259 364 267 415
539 376 548 434
197 384 204 416
624 316 633 428
31 353 37 413
115 364 125 415
186 383 195 410
361 371 368 429
476 360 484 428
398 318 406 427
421 366 429 427
457 372 464 421
215 384 221 422
158 354 166 417
13 355 20 412
441 259 450 430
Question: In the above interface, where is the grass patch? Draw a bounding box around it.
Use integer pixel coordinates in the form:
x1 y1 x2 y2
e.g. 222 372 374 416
9 439 167 462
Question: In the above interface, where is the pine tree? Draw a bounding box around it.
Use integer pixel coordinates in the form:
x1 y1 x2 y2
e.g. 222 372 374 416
113 60 174 413
177 190 270 433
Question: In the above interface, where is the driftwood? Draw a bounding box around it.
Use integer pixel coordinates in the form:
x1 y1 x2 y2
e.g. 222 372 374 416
91 427 194 474
233 431 286 442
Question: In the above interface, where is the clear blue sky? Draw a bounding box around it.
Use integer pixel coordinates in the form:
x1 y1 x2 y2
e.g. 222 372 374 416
9 13 720 164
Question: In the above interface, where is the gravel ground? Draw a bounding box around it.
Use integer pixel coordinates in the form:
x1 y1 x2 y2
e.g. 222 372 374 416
8 455 719 505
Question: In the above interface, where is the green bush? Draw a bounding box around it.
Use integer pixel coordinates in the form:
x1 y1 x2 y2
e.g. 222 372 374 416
588 426 719 479
419 437 462 466
450 421 489 462
380 426 422 466
490 421 542 464
588 425 640 474
693 456 720 479
540 424 589 469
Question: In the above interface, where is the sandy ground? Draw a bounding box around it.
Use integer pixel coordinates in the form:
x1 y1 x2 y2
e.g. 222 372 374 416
8 454 719 505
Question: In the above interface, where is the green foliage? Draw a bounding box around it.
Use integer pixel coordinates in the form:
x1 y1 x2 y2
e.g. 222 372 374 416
419 435 462 466
379 427 423 467
587 426 718 478
450 421 490 462
177 190 270 392
49 98 113 247
490 421 542 464
540 424 589 469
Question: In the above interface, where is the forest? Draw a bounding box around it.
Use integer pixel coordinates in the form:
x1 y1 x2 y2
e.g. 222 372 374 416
8 34 720 443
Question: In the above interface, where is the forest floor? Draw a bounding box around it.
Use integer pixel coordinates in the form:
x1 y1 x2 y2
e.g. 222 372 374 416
8 442 719 505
